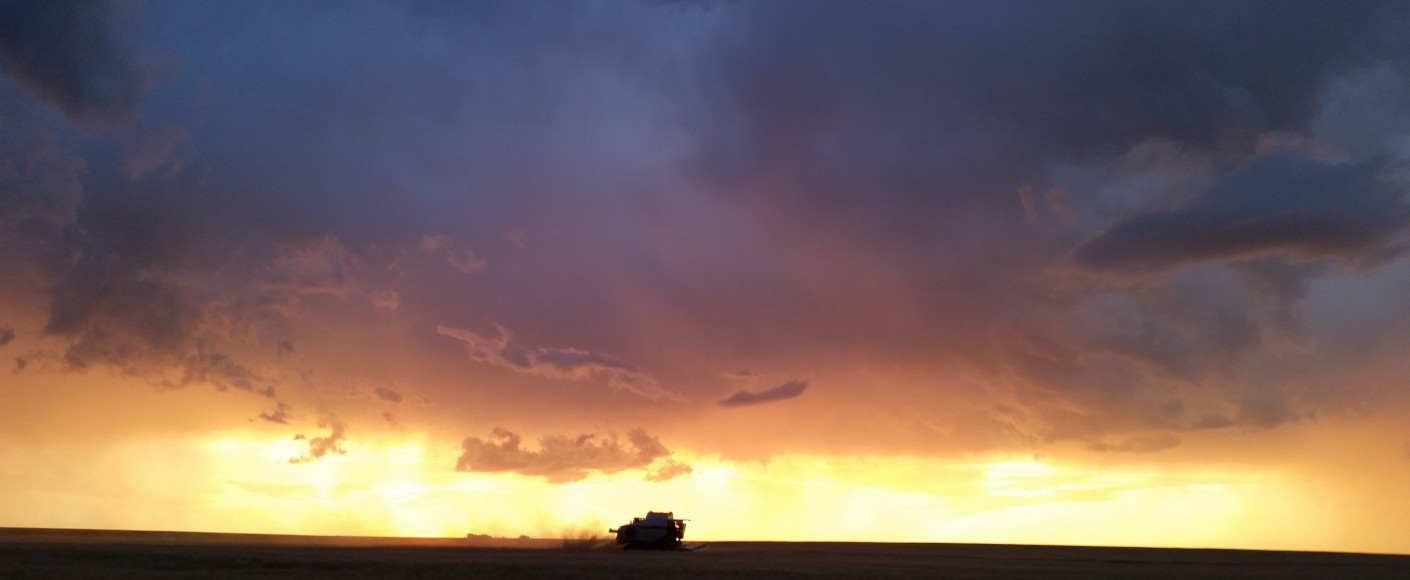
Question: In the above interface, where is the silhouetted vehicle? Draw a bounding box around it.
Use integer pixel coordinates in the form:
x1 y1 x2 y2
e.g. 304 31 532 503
609 511 688 549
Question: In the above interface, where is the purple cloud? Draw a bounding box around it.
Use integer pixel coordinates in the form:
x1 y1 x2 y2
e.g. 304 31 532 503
717 379 809 408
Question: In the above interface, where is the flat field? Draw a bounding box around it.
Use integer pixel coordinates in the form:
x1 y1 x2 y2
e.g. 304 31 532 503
3 528 1409 579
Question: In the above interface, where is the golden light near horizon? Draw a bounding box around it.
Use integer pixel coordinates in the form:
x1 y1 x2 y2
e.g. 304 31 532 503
4 322 1410 554
5 423 1404 553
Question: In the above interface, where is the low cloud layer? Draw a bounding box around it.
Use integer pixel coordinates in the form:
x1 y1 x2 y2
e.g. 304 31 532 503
717 380 810 408
455 427 688 483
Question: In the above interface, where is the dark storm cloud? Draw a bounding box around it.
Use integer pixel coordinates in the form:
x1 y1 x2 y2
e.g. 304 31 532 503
289 415 348 464
1 0 1409 459
717 379 809 408
437 325 679 401
645 0 1410 451
1075 151 1410 272
0 0 146 129
0 98 82 235
683 1 1409 226
34 202 285 397
0 65 307 399
20 120 394 398
455 427 688 483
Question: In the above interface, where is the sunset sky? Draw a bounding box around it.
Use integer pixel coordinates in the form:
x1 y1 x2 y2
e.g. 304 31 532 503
4 0 1410 554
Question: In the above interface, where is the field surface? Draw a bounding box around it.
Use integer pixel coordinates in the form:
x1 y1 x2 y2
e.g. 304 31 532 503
4 528 1410 579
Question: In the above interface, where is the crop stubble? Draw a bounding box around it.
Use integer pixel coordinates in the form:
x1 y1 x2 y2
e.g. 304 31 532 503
3 531 1409 579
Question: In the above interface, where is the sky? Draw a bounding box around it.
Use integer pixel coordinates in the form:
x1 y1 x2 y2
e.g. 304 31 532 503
3 0 1410 553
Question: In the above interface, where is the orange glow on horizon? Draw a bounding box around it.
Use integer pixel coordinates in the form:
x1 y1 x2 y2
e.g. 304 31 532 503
2 368 1404 553
4 426 1406 554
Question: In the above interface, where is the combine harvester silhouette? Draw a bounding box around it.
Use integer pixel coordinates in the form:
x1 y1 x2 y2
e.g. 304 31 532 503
609 511 703 550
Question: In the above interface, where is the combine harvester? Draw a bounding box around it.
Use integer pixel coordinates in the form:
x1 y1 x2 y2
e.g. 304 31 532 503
608 511 703 550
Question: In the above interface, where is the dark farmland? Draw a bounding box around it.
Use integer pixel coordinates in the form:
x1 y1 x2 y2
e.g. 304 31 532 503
4 528 1409 579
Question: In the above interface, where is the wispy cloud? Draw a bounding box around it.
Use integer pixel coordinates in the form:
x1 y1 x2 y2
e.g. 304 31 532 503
644 459 694 482
437 325 680 401
718 379 809 408
373 386 402 403
418 235 484 274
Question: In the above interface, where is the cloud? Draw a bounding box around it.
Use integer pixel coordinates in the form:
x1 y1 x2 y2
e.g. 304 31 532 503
1235 390 1310 430
1086 432 1181 454
1075 150 1410 273
418 235 485 274
369 289 400 310
717 379 809 408
262 235 361 298
1043 188 1075 225
1188 413 1235 431
1019 186 1040 225
373 386 403 403
455 427 687 483
0 324 14 347
24 188 289 398
644 459 694 482
0 95 84 234
1 0 1409 464
682 2 1407 226
437 325 680 401
289 416 348 464
175 351 274 398
258 401 291 424
0 0 148 129
27 223 401 402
